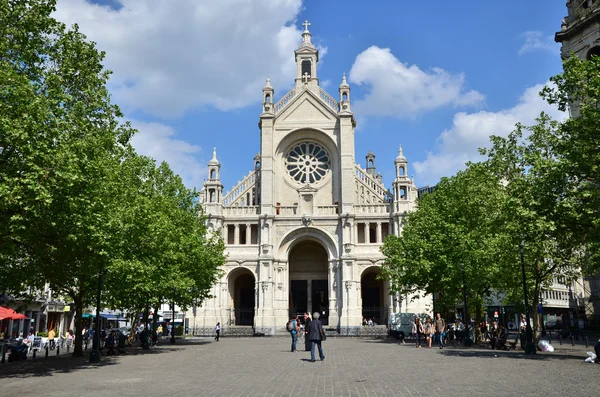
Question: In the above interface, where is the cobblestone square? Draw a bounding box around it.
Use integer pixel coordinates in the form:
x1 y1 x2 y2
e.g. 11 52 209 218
1 337 598 397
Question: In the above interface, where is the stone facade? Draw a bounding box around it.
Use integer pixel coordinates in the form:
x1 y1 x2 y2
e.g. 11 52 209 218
195 22 431 335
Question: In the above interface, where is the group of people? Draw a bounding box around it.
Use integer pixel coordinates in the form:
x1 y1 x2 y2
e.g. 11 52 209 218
412 313 447 349
362 318 377 327
288 312 326 362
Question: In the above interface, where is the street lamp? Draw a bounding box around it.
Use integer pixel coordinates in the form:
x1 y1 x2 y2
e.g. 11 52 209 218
89 266 103 363
461 264 473 346
519 241 536 355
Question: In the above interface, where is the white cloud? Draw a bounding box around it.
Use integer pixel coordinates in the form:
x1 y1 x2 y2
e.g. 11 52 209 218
54 0 304 118
348 46 484 118
413 83 567 185
130 121 206 190
518 31 558 55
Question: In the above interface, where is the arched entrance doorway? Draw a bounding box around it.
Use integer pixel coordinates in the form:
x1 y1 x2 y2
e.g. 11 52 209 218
289 241 329 325
229 269 255 326
361 268 385 325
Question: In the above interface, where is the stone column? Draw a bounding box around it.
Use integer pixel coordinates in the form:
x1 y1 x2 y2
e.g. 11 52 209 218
234 224 239 245
307 280 312 315
363 223 369 243
245 223 251 245
328 260 339 327
376 222 382 243
35 311 41 334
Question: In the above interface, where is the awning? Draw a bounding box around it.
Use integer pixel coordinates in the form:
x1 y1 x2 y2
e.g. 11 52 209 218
0 306 29 321
82 313 96 319
100 313 127 321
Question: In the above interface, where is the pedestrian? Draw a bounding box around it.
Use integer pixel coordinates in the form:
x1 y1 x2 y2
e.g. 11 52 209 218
490 321 499 349
594 339 600 364
215 322 221 341
412 317 424 348
424 317 433 348
288 314 299 352
48 328 56 349
308 312 325 362
435 313 446 349
303 312 312 351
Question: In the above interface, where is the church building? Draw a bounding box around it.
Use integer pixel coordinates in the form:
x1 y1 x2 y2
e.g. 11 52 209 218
195 22 431 335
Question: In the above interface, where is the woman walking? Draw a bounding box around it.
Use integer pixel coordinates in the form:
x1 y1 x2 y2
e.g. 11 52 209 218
412 317 424 348
424 317 433 348
215 322 221 341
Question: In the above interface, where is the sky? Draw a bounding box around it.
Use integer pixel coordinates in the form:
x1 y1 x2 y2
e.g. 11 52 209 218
53 0 568 192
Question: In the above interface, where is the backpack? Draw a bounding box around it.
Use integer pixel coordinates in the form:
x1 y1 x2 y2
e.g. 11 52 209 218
286 320 294 332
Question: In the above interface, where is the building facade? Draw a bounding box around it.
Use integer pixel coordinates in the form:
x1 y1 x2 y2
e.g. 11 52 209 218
555 0 600 324
194 22 431 335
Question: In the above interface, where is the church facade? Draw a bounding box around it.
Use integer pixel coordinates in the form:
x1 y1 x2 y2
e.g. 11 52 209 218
195 22 431 335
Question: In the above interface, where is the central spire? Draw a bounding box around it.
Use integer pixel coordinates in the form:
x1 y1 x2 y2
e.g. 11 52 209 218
295 20 318 87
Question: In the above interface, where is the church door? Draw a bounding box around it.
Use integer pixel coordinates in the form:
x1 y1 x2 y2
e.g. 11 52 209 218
288 240 329 325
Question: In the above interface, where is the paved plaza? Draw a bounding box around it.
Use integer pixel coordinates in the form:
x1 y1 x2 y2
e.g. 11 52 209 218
0 337 598 397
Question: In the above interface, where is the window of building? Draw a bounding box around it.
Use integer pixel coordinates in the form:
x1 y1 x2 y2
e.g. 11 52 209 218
250 225 258 244
239 225 247 245
301 60 311 77
286 142 330 184
369 227 376 243
227 225 235 245
357 224 365 243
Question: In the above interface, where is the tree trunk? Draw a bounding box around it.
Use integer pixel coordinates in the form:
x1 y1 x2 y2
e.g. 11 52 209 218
72 292 84 357
152 303 160 332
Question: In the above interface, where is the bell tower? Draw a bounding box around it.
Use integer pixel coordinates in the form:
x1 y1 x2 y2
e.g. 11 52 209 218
294 20 319 88
555 0 600 116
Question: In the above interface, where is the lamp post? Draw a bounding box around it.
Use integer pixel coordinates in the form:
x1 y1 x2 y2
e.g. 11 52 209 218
89 266 103 363
461 265 473 346
519 241 536 354
170 299 176 344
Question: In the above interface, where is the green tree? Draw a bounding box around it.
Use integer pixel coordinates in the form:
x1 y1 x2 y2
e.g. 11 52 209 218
483 115 588 338
0 0 135 356
381 164 510 321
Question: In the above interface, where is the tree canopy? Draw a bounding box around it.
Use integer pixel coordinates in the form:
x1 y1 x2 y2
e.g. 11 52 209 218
0 0 224 356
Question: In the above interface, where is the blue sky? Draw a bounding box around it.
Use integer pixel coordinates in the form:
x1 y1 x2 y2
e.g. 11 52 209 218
54 0 567 192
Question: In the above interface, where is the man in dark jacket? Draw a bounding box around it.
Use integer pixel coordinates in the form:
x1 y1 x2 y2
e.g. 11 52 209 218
308 312 325 362
303 312 312 351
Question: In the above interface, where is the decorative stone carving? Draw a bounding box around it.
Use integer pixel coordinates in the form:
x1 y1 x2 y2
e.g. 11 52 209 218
277 283 283 290
344 281 353 291
302 215 312 226
260 244 272 255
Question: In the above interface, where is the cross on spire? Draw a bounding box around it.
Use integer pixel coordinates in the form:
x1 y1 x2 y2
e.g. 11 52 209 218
302 20 311 32
302 72 311 84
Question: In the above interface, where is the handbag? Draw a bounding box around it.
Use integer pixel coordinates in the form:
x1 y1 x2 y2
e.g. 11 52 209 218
319 327 327 341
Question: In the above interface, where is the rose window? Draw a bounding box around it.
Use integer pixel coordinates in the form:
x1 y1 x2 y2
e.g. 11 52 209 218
286 142 330 184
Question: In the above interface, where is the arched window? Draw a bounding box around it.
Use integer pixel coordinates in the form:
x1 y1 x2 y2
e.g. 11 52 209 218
398 166 405 176
301 60 311 77
342 92 348 101
265 94 271 103
368 160 374 167
587 46 600 60
210 169 216 179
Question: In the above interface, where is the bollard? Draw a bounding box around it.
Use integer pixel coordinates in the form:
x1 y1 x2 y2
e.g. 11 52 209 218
571 335 575 346
67 345 70 354
548 332 552 343
559 335 562 345
33 349 36 359
57 345 60 355
46 346 49 358
1 344 5 364
585 336 589 348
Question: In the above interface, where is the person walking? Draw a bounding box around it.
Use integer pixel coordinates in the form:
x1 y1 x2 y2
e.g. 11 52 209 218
215 322 221 341
412 317 424 348
303 312 312 351
48 328 56 349
288 314 299 352
308 312 325 362
435 313 446 349
424 317 433 348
